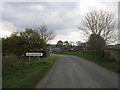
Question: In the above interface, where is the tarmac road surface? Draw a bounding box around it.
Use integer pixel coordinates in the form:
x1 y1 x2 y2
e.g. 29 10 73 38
36 54 118 88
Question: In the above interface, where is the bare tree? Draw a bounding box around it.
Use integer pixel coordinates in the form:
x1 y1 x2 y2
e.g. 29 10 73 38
57 40 63 46
79 10 117 44
69 41 75 46
56 40 64 52
37 24 56 44
64 41 69 46
76 41 81 47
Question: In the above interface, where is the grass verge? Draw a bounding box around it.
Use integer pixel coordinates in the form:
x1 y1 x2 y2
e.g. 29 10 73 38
54 52 119 73
3 56 57 88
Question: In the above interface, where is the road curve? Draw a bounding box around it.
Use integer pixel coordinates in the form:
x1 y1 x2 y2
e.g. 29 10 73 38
36 54 118 88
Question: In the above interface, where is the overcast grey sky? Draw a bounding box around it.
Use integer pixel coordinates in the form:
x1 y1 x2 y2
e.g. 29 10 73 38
0 0 119 44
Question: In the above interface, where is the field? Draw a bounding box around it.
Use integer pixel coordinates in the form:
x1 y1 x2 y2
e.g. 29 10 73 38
3 56 57 88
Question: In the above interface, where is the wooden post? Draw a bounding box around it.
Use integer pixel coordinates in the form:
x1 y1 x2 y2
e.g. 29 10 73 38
29 56 30 61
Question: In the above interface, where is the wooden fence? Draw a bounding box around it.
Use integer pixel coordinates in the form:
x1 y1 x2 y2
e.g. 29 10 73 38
2 56 27 68
105 50 120 61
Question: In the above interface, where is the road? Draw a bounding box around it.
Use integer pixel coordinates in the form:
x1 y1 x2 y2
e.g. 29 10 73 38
36 54 118 88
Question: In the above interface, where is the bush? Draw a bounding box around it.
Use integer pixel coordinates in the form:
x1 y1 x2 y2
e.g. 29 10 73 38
87 34 105 57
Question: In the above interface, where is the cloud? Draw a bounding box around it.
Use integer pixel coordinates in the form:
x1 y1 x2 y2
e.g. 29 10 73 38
30 4 45 11
0 21 18 38
1 1 118 44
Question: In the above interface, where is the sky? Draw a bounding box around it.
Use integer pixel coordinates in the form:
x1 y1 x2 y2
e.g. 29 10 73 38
0 0 119 44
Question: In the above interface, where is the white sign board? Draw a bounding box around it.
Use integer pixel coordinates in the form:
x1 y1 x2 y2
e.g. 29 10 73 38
26 53 43 56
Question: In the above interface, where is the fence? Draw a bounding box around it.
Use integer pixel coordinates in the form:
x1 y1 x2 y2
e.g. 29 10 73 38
2 56 27 68
105 50 120 61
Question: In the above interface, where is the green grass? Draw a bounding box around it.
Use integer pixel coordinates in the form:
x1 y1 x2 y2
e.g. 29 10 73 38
54 52 119 73
3 56 57 88
109 45 120 51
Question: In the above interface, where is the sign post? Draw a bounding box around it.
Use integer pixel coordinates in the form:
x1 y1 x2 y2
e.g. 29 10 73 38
26 53 43 61
29 56 30 62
